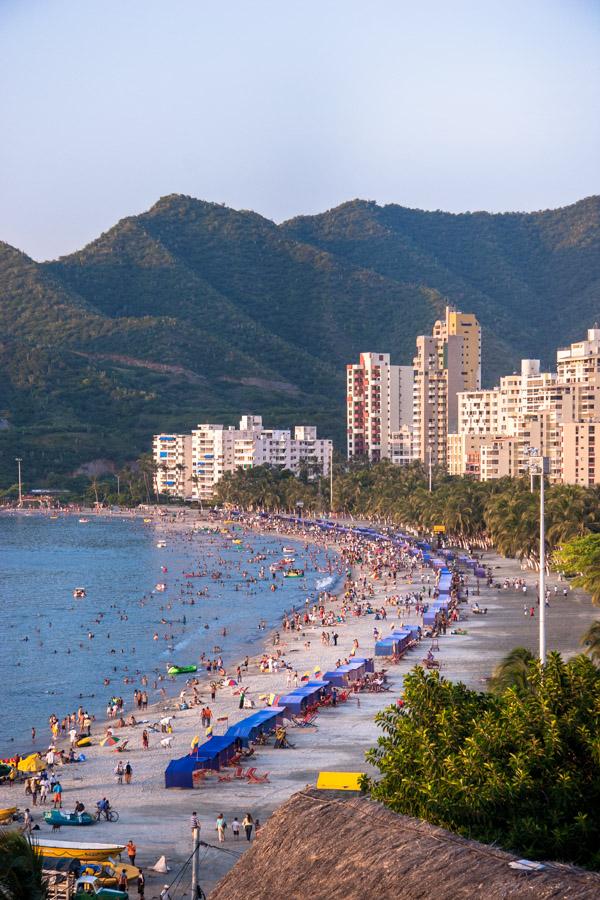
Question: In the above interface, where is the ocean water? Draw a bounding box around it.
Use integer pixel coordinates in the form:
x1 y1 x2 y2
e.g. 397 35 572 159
0 514 339 755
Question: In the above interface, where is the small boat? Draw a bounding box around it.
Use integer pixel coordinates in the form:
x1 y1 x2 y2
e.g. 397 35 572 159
0 806 17 823
284 569 305 578
156 540 167 548
76 736 92 747
232 539 242 545
183 572 203 578
283 546 295 554
78 518 90 524
34 838 125 861
167 664 198 676
73 588 86 599
44 809 94 827
155 583 166 592
82 860 139 885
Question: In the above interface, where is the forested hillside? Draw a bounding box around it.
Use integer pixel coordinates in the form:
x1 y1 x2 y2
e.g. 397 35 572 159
0 194 598 487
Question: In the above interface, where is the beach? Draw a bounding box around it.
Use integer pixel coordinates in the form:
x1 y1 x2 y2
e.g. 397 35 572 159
1 510 598 897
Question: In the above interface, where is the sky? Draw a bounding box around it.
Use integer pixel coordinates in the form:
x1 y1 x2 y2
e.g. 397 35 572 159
0 0 598 260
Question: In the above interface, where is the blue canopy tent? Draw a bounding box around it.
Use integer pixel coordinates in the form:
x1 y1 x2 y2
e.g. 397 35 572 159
225 708 286 747
351 656 375 673
165 754 213 789
195 735 237 768
375 636 400 657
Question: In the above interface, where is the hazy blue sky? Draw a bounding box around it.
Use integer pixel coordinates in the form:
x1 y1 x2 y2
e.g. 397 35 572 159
1 0 598 260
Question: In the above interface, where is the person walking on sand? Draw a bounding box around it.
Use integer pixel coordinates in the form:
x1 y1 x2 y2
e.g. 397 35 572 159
23 808 32 835
137 870 145 898
124 761 132 784
52 780 62 808
115 761 124 785
232 816 240 839
216 813 226 843
190 811 200 832
243 812 254 841
127 839 137 866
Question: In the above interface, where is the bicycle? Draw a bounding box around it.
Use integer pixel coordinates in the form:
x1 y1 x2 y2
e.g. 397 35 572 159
95 807 119 822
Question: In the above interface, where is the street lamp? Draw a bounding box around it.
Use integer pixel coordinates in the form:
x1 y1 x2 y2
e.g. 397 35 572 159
329 443 334 512
15 458 22 507
428 443 433 493
525 447 549 663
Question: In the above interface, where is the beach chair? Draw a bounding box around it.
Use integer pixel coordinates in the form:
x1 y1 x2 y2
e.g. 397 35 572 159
233 766 248 779
246 769 270 784
217 772 233 782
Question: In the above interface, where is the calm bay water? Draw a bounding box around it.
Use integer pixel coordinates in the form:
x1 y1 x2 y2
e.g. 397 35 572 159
0 513 338 755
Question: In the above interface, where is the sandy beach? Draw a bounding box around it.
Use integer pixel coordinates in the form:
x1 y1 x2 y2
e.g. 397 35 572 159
1 512 598 897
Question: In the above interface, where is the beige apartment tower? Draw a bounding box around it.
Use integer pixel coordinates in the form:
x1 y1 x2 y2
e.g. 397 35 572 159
413 307 481 467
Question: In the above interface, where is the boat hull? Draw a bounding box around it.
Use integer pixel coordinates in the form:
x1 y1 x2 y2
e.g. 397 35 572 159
35 839 125 861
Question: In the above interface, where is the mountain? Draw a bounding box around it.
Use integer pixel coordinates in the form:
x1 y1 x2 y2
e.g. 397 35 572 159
0 194 599 487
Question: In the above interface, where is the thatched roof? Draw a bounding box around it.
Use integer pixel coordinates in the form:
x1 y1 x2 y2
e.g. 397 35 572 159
211 789 600 899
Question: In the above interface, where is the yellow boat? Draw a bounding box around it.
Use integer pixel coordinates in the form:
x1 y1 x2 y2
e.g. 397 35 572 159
76 736 92 747
82 859 139 885
0 806 17 822
35 838 125 861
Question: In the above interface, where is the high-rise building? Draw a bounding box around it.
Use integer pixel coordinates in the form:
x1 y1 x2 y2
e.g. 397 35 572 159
448 328 600 485
153 433 193 498
346 353 414 461
155 416 332 500
413 307 481 468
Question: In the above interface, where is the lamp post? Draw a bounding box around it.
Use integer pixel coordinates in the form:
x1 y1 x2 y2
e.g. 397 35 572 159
525 447 548 663
15 458 22 507
428 444 433 493
329 443 334 512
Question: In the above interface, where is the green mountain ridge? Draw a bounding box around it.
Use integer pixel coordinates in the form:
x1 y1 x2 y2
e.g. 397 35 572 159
1 194 599 487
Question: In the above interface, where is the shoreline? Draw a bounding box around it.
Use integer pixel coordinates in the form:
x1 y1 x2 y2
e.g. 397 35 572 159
1 512 598 897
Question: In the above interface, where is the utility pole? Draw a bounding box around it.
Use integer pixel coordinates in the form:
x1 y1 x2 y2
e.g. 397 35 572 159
191 826 200 897
525 447 547 663
15 458 23 507
116 473 120 498
428 445 433 493
329 443 334 512
539 456 548 664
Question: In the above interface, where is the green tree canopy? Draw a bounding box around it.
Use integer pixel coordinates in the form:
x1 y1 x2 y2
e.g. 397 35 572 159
364 655 600 867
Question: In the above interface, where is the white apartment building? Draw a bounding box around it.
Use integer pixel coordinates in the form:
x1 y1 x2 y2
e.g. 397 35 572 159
448 329 600 485
346 353 414 462
155 415 332 500
153 433 193 498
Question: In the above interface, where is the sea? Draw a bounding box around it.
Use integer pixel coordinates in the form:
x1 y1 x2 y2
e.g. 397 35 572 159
0 512 340 755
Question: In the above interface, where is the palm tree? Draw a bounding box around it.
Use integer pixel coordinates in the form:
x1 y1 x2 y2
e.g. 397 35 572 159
580 620 600 665
487 647 536 695
0 831 47 899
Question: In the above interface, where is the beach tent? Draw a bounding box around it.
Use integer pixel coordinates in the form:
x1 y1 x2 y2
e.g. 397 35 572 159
197 735 237 767
225 709 286 747
165 755 210 789
351 657 375 673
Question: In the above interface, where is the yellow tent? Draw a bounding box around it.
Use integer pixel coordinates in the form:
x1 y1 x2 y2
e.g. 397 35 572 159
316 771 364 791
17 754 46 773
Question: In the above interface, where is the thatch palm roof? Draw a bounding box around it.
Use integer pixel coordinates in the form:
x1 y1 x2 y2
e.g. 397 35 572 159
211 789 600 899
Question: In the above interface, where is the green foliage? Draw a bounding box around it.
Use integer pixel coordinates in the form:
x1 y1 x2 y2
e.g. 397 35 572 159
217 462 598 567
555 534 600 605
487 647 537 694
2 194 599 486
364 655 600 867
0 831 47 899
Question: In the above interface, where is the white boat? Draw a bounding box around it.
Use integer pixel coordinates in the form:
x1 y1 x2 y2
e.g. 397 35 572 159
155 582 167 592
283 546 295 554
156 540 167 548
79 518 90 524
73 588 86 599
